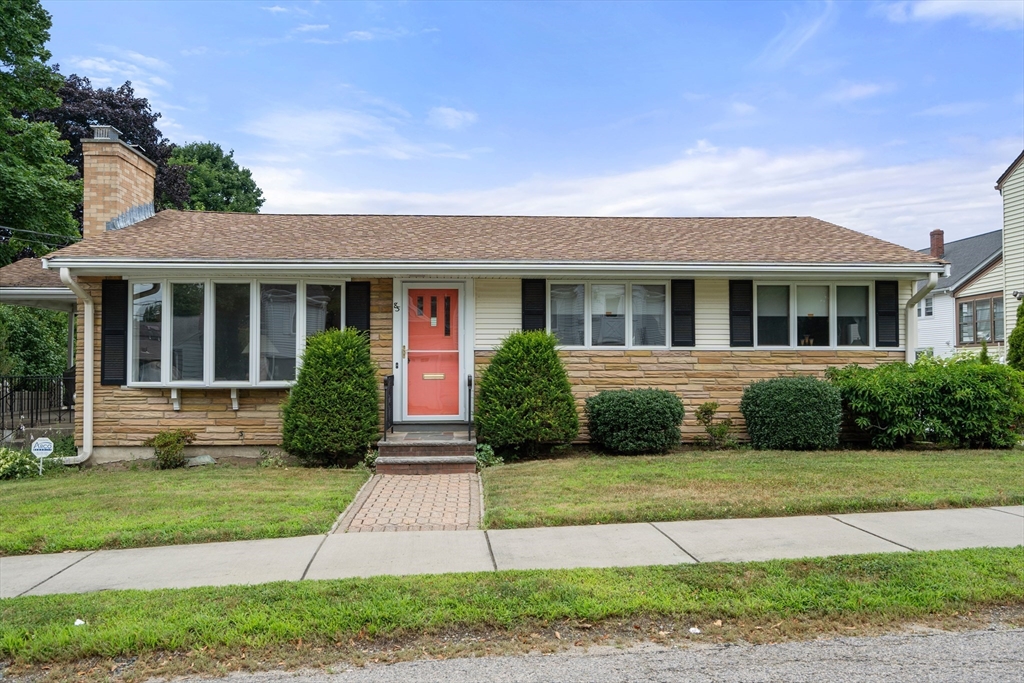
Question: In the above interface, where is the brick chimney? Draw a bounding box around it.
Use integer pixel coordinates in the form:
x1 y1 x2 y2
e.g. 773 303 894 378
929 229 944 259
81 125 158 240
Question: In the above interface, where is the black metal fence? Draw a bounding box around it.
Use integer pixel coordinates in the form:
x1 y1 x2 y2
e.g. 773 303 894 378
467 374 474 441
381 374 394 440
0 370 75 433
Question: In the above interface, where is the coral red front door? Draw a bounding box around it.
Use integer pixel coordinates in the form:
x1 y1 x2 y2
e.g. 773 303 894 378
406 288 460 417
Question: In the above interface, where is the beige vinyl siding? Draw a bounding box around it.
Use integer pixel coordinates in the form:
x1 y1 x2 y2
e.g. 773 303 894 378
899 280 912 348
695 279 731 347
474 278 521 349
1003 161 1024 327
959 259 1004 298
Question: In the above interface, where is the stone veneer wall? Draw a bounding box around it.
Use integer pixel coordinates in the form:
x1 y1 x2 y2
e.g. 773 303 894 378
474 348 903 442
75 278 394 458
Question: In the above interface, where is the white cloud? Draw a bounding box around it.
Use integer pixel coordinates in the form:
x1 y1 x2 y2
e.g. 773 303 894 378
426 107 478 130
67 55 171 100
262 5 288 12
345 30 375 41
915 102 987 116
756 1 835 69
731 102 757 116
826 82 894 102
295 24 329 32
180 46 208 57
879 1 1024 29
251 141 1011 249
243 108 477 160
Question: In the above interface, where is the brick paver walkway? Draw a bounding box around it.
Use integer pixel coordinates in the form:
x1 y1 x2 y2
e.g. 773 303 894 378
337 474 481 532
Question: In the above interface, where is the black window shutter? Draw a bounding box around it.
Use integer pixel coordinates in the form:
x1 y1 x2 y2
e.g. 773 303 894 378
671 279 695 347
875 281 900 347
522 279 546 331
101 279 129 385
729 280 754 347
345 281 371 334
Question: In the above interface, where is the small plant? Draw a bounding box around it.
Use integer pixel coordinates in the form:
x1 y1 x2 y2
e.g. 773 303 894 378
1007 304 1024 371
282 328 380 466
475 443 503 468
475 330 579 458
586 388 685 454
360 449 378 470
979 339 991 364
694 401 736 450
144 429 197 469
258 450 287 469
0 447 38 480
740 376 842 451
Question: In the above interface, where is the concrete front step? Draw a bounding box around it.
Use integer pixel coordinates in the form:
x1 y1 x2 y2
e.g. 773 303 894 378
377 440 476 457
375 456 477 475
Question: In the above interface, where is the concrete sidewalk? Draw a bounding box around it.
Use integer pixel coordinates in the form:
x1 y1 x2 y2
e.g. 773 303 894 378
2 506 1021 599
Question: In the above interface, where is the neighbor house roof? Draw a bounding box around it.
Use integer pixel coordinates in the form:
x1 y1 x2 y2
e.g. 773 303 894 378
917 229 1001 291
996 149 1024 191
0 257 65 289
45 211 941 267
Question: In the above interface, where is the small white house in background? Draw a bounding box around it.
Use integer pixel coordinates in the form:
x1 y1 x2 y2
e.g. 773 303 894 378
915 229 1004 359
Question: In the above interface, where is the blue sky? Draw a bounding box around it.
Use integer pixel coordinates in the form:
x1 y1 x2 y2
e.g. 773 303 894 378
43 0 1024 249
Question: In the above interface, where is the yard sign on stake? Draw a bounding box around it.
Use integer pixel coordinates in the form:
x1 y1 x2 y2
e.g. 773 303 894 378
31 437 54 475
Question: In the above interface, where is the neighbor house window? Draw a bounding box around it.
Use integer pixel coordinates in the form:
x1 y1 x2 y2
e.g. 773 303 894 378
128 279 346 387
836 286 869 346
756 285 789 346
550 284 585 346
171 283 204 381
959 296 1004 345
925 296 933 316
131 283 162 382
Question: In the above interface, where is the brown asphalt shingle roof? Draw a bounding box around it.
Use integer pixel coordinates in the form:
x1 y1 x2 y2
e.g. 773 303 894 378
48 211 941 265
0 258 65 289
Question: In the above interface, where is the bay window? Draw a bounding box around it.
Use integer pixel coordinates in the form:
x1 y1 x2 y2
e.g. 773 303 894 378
548 282 668 348
127 279 346 386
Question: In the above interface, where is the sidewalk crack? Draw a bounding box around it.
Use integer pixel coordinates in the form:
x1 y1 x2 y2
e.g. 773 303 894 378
484 530 498 571
648 523 700 564
16 550 97 597
301 534 330 581
827 515 917 551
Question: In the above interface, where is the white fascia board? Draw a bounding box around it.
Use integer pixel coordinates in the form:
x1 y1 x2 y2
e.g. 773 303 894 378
43 258 946 280
0 286 76 301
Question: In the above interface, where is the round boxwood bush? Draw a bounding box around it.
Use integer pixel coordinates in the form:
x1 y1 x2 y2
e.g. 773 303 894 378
739 376 842 450
282 328 379 465
585 388 685 454
475 330 579 457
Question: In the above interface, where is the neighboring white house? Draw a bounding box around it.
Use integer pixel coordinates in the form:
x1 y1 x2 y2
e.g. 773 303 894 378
996 150 1024 337
915 229 1004 358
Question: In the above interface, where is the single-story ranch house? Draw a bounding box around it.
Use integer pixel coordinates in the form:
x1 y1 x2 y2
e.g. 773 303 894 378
1 126 949 465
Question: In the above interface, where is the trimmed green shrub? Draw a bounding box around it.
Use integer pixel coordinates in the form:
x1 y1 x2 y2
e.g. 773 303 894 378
475 330 579 457
586 389 685 454
827 357 1024 449
740 376 842 450
1008 304 1024 371
694 401 736 450
282 328 380 466
0 447 63 480
145 429 196 469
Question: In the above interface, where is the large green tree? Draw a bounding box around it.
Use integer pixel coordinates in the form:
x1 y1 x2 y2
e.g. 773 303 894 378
169 142 264 213
0 0 80 265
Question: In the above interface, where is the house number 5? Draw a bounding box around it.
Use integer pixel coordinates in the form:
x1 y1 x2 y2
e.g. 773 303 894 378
393 302 400 311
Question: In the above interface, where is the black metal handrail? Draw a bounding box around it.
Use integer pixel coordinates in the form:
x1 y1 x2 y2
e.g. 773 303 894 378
467 374 474 442
1 372 75 433
382 374 394 441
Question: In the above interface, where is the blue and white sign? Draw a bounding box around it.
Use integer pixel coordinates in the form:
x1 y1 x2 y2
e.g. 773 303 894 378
31 437 54 475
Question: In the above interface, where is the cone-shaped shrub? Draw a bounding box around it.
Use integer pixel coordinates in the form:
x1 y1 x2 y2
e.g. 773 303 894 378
475 330 579 457
1008 305 1024 371
282 328 379 465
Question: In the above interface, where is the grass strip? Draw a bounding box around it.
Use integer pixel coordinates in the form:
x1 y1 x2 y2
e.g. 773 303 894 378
2 547 1022 665
482 449 1024 528
0 466 370 555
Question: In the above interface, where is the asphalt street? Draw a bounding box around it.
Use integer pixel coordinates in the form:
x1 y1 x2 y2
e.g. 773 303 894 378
171 628 1024 683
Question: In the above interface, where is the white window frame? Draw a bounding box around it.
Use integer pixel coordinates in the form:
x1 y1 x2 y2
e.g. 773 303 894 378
753 282 877 350
126 278 347 388
546 280 671 350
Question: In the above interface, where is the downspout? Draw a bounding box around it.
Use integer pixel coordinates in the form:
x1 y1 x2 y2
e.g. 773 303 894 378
905 272 939 364
59 268 92 465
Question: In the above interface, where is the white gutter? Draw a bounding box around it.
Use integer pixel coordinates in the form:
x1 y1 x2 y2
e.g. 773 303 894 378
58 269 92 465
905 271 938 364
43 258 947 278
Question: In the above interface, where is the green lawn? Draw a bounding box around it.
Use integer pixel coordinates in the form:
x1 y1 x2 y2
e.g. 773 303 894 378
0 465 369 555
1 548 1021 670
482 449 1024 529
